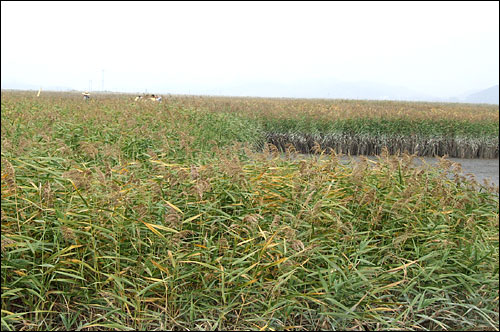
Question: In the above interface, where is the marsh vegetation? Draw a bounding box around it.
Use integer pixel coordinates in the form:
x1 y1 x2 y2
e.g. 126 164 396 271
1 91 498 331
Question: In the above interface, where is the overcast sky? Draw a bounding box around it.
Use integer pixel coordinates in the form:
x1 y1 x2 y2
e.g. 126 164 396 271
1 1 499 99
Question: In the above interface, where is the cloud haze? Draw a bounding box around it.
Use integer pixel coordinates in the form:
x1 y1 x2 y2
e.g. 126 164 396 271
1 1 498 100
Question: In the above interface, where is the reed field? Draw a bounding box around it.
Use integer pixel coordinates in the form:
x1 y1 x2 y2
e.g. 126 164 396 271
166 95 499 159
1 91 499 331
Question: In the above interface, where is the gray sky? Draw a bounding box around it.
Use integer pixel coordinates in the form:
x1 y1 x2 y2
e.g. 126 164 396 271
1 1 499 99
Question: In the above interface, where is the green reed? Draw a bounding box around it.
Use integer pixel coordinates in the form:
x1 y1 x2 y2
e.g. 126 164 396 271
1 91 498 331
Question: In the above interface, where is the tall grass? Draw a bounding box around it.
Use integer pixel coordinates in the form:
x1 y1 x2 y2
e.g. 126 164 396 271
166 95 500 158
1 91 499 331
263 118 498 158
164 95 499 123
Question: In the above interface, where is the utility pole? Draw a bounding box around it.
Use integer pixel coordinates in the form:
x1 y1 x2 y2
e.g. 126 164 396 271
101 69 104 92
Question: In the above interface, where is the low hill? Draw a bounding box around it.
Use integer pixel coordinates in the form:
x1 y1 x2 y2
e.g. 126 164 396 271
464 85 499 104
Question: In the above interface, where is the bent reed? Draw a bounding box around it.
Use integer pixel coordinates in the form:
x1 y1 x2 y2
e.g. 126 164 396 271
1 91 499 331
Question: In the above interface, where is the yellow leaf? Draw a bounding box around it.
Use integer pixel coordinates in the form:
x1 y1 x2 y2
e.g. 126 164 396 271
386 260 418 273
184 213 202 223
164 200 183 215
369 307 399 312
372 280 405 294
141 221 168 241
144 222 178 233
168 250 176 269
266 257 288 267
150 259 170 275
242 279 258 287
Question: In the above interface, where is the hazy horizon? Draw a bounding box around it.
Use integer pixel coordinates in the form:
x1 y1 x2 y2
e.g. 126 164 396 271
2 1 499 101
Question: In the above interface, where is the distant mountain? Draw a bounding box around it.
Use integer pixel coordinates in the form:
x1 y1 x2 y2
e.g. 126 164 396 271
219 79 438 101
0 80 74 92
1 80 40 91
223 81 500 104
463 85 499 104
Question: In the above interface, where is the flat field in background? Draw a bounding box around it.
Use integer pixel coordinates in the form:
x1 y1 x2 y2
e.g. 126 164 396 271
1 91 499 331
